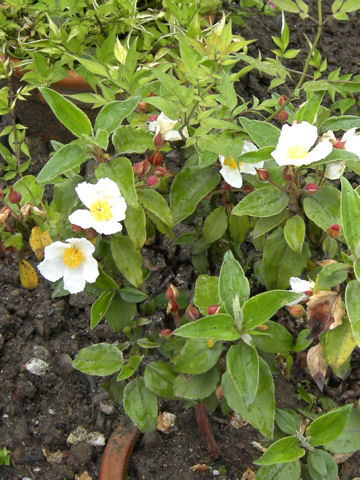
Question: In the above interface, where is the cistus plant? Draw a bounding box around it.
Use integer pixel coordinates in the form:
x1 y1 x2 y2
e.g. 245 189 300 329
3 0 360 478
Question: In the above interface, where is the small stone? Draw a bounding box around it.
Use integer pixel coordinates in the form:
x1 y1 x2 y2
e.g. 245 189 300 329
99 400 115 415
33 345 50 361
25 358 49 376
87 432 105 446
58 353 74 375
16 309 27 318
67 426 88 445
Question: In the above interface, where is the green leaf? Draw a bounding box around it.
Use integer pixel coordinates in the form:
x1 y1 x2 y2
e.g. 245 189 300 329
138 188 173 228
173 366 220 400
317 263 349 290
37 142 91 184
226 343 259 408
229 214 250 243
119 287 148 303
341 0 360 12
303 182 340 232
145 97 179 120
252 320 293 355
326 407 360 453
111 236 143 288
112 126 154 153
256 461 301 480
219 72 237 111
307 404 353 446
219 250 249 316
243 290 303 330
345 280 360 347
170 167 221 224
202 206 228 244
52 176 82 215
144 361 176 399
284 215 305 253
320 115 360 133
72 342 123 376
178 35 198 73
262 228 310 289
125 205 146 249
123 377 158 433
272 0 300 12
90 290 115 329
13 175 44 205
293 329 312 352
275 408 301 435
232 186 288 218
240 117 280 148
295 92 324 124
341 177 360 256
171 338 222 374
96 156 138 208
222 358 275 438
174 314 240 341
105 292 136 332
254 436 305 465
253 211 289 239
307 449 338 480
38 87 92 137
194 275 220 316
95 97 140 134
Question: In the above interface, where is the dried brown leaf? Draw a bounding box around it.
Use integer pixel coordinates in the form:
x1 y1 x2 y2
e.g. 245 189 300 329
307 343 327 391
306 291 345 338
241 467 256 479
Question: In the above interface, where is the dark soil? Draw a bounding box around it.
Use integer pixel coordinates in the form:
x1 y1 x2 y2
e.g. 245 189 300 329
1 3 360 480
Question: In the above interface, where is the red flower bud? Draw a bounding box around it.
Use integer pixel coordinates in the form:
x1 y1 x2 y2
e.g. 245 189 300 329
241 184 254 195
166 298 178 314
153 132 165 149
278 95 288 106
207 305 220 315
137 101 147 112
133 157 148 178
305 183 319 195
334 140 345 149
165 283 178 301
160 329 173 339
154 166 168 177
146 175 159 187
148 114 158 122
71 224 83 233
149 151 163 166
9 187 22 204
185 304 199 321
327 223 341 238
85 228 98 239
256 168 269 181
275 109 289 124
287 304 305 318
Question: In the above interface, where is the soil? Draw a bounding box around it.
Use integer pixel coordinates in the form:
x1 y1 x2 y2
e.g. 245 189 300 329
1 2 360 480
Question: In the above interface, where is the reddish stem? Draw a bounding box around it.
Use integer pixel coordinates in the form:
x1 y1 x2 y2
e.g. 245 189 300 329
194 402 220 459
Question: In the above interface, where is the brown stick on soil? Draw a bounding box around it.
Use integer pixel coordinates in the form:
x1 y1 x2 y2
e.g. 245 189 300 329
194 401 220 459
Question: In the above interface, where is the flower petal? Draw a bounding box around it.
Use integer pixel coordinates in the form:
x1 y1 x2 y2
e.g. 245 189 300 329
220 166 243 188
324 160 346 180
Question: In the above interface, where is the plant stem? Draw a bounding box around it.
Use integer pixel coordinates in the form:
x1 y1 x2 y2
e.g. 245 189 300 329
8 75 21 175
194 402 220 459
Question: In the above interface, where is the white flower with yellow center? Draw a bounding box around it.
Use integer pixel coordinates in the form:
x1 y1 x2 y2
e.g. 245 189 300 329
38 238 99 294
148 112 189 142
271 122 332 167
219 140 262 188
68 178 127 235
342 127 360 157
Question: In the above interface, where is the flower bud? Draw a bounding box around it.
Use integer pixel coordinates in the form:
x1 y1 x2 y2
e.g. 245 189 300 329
133 157 148 178
207 305 220 315
165 283 178 301
9 187 22 204
146 175 159 187
154 166 168 177
305 183 319 195
148 114 158 122
166 298 178 314
137 101 147 112
160 329 173 339
0 206 11 225
327 223 341 238
282 165 293 181
153 132 165 149
278 95 288 106
185 304 199 321
149 151 163 166
287 304 305 318
85 228 98 239
71 224 83 233
275 109 288 123
256 168 269 181
333 140 345 149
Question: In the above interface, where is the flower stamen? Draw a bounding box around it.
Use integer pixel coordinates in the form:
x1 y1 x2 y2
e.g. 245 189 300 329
90 200 113 222
286 145 308 161
63 246 84 269
224 156 237 169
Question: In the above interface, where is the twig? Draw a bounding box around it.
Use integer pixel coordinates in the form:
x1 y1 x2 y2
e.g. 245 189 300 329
194 402 220 460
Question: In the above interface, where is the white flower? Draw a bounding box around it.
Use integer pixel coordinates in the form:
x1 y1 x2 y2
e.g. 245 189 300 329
271 122 332 167
68 178 127 235
287 276 315 306
38 237 99 294
342 128 360 158
219 140 262 188
324 160 346 180
148 112 189 142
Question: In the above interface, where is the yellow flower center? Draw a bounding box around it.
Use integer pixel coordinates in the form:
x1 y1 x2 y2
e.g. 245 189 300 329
224 156 238 169
63 246 84 269
286 144 308 160
90 199 113 222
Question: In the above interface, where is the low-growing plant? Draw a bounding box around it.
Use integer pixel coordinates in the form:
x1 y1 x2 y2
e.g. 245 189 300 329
2 0 360 478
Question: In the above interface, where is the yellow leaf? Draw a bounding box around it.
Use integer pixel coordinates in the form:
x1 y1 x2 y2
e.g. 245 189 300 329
29 226 52 260
19 259 38 290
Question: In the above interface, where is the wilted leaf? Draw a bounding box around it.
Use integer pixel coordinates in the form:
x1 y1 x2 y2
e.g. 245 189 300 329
306 291 345 338
19 259 38 290
29 226 52 260
307 343 327 391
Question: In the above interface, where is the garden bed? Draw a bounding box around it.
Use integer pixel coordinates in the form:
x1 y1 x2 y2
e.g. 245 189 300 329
1 2 360 480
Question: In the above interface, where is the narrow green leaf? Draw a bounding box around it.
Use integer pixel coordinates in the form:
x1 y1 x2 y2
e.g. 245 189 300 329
284 215 305 253
254 436 305 465
232 186 288 218
219 250 249 316
72 342 123 376
275 408 301 435
174 314 240 341
307 405 353 446
322 318 356 379
95 97 140 134
125 205 146 249
202 206 228 244
138 188 173 228
123 378 158 433
111 236 143 288
38 87 92 137
345 280 360 347
253 211 289 239
90 290 115 329
308 450 338 480
341 177 360 256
